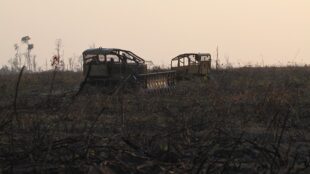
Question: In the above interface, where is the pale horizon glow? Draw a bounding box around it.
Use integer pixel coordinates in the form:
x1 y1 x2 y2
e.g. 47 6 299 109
0 0 309 69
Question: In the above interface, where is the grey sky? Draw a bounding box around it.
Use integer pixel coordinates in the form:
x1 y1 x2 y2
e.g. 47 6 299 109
0 0 309 68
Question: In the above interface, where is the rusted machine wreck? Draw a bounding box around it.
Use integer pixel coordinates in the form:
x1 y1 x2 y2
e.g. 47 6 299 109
82 48 176 91
82 48 212 92
171 53 211 78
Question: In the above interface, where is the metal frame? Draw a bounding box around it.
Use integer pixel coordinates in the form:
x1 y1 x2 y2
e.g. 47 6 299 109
171 53 211 67
83 48 145 64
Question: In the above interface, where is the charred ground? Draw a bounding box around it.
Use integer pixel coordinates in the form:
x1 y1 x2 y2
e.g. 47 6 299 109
1 67 310 173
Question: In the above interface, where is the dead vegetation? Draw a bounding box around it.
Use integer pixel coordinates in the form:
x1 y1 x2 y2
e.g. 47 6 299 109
1 67 310 173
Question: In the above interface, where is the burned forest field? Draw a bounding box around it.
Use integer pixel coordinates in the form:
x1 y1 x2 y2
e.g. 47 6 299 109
1 67 310 174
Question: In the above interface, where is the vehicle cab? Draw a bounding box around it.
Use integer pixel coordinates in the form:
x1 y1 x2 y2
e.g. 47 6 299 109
171 53 211 77
82 48 147 82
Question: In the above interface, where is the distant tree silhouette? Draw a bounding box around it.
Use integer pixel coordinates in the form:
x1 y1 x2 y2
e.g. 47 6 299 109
21 36 35 71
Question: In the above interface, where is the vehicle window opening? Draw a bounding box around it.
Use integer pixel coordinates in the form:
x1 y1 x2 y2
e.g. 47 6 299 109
106 54 120 63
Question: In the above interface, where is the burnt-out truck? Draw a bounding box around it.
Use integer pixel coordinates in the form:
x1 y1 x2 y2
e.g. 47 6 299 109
82 48 176 90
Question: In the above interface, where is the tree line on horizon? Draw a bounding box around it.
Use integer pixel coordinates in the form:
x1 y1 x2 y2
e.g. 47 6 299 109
1 36 83 74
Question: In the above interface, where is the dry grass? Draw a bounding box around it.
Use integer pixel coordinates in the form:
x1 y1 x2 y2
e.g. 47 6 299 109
1 67 310 173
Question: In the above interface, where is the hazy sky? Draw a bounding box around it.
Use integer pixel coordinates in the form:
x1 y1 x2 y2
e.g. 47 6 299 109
0 0 309 68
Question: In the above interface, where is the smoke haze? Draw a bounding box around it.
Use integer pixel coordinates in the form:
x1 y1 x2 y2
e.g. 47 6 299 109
0 0 309 67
